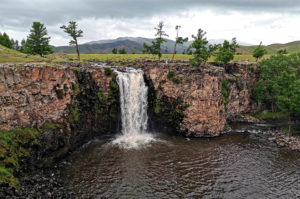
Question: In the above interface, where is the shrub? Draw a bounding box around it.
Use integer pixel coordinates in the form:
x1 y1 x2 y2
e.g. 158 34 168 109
104 67 112 76
167 70 175 79
172 76 181 84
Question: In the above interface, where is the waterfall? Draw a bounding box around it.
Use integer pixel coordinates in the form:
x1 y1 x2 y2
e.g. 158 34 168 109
113 67 154 149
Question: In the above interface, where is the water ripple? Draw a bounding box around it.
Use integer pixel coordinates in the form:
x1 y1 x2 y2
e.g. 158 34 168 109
61 133 300 198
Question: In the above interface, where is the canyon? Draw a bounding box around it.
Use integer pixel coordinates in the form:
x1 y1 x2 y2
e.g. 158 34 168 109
0 62 258 192
0 63 256 138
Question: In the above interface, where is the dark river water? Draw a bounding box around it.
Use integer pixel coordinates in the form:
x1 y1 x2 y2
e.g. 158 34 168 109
61 128 300 199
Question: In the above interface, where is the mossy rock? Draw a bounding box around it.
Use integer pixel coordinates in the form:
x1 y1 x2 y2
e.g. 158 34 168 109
0 123 63 188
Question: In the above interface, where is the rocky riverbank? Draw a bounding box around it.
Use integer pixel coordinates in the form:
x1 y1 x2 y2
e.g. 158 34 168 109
239 123 300 152
268 131 300 152
0 161 74 198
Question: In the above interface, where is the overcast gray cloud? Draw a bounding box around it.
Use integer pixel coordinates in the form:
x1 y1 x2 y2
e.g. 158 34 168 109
1 0 300 26
0 0 300 46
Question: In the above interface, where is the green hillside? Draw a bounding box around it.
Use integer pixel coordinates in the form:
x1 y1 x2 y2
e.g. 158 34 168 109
0 44 46 63
0 44 73 64
237 41 300 54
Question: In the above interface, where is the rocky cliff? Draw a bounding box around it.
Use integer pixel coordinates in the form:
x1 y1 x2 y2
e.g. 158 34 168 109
144 63 257 137
0 62 257 189
0 64 119 184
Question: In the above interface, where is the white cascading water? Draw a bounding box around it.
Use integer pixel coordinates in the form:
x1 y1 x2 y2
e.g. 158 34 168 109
112 68 154 149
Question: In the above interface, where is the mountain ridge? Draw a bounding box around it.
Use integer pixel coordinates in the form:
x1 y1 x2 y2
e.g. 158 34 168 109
52 37 300 54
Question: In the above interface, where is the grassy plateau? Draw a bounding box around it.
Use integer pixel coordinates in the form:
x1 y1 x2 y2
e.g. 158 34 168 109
0 44 269 65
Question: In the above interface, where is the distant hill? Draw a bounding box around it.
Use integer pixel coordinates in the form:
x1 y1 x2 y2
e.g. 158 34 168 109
52 37 300 55
237 41 300 55
52 37 188 54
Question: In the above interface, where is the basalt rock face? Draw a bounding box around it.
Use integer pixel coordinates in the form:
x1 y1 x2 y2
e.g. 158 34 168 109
144 63 257 137
0 64 119 159
0 65 76 131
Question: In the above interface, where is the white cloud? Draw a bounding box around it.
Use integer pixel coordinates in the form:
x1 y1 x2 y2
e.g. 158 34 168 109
0 3 300 46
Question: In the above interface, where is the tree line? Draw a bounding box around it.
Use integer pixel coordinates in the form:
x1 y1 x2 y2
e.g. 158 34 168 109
0 21 83 59
252 53 300 135
142 21 244 66
142 21 274 66
1 20 271 65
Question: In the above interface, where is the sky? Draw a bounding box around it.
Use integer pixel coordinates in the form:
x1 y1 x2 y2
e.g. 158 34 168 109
0 0 300 46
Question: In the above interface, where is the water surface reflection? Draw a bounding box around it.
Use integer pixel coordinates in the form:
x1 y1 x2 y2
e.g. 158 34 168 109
61 132 300 198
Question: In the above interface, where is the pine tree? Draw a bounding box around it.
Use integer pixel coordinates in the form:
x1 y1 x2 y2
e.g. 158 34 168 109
143 21 168 61
20 39 26 52
118 48 127 54
112 48 118 54
253 42 267 62
60 21 83 60
25 22 53 56
215 38 239 66
0 32 13 48
189 29 217 66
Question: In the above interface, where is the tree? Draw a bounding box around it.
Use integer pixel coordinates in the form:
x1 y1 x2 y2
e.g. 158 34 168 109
253 42 267 62
11 39 20 51
215 38 239 66
118 48 127 54
60 21 83 60
277 49 288 54
171 25 188 61
189 29 217 66
273 71 300 135
0 32 13 48
20 39 26 52
143 21 168 61
253 53 290 112
112 48 118 54
24 22 53 56
252 53 300 131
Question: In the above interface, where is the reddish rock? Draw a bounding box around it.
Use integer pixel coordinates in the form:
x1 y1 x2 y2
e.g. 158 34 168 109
144 63 257 137
0 65 77 131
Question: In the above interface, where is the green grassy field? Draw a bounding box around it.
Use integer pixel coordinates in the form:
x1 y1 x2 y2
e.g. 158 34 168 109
0 44 268 65
69 53 264 64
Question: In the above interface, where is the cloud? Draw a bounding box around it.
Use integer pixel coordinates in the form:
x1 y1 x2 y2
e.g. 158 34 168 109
1 0 300 27
0 0 300 46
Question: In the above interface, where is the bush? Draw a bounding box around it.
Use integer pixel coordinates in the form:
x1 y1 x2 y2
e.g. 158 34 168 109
172 76 181 84
104 67 112 76
167 70 175 79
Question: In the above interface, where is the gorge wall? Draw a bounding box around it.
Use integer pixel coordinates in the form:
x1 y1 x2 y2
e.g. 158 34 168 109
0 64 119 162
143 63 257 137
0 62 257 165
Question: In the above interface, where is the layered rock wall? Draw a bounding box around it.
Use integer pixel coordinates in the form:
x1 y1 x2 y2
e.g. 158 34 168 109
0 65 76 130
0 64 119 158
144 63 257 137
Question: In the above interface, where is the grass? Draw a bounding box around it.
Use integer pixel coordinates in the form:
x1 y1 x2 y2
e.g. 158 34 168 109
0 43 269 65
69 53 263 63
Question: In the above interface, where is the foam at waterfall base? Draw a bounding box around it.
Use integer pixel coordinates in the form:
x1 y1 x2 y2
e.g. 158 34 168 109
112 133 155 149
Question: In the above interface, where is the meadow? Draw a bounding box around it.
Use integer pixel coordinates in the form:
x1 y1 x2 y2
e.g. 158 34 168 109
0 44 267 65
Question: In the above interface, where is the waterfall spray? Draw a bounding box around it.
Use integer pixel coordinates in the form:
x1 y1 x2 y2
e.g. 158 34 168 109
112 68 154 149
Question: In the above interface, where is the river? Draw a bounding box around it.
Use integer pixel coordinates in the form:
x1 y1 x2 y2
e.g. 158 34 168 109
61 129 300 198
